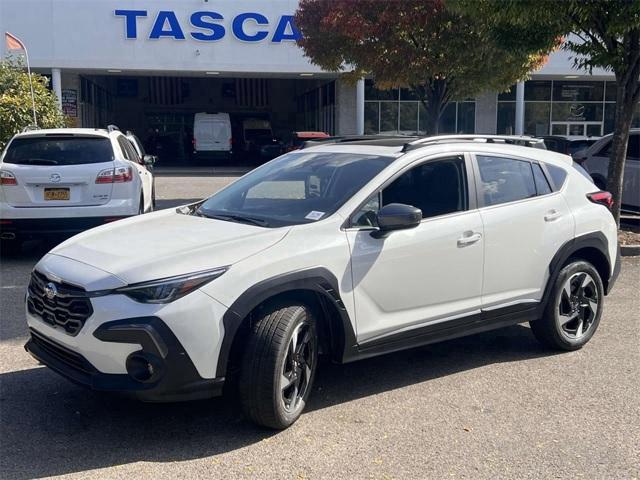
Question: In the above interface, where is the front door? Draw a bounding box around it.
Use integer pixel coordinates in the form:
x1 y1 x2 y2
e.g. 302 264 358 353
345 155 484 344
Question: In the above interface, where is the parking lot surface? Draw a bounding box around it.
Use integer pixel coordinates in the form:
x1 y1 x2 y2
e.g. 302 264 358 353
1 170 639 479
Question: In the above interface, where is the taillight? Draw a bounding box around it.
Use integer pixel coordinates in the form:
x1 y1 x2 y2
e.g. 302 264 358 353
96 166 133 184
0 171 17 185
587 191 613 210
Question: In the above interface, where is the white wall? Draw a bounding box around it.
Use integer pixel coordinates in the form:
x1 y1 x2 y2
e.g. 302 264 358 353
0 0 323 74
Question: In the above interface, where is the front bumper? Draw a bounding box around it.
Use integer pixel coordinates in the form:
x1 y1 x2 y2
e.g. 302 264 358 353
25 316 225 402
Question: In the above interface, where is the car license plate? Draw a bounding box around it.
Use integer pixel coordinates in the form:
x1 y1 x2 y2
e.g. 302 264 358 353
44 188 70 201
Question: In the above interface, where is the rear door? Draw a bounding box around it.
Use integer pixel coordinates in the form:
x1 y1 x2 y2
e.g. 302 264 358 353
0 134 115 207
472 153 574 308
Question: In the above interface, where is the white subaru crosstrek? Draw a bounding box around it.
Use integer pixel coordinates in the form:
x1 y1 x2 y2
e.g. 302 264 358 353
0 126 155 252
23 135 620 429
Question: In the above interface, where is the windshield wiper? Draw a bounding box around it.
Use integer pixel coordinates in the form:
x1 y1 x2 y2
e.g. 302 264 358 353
195 209 270 227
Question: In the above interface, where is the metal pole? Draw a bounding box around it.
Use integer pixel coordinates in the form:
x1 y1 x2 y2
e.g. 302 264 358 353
22 45 38 126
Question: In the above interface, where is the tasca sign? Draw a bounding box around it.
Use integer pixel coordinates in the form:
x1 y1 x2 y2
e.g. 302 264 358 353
114 10 301 43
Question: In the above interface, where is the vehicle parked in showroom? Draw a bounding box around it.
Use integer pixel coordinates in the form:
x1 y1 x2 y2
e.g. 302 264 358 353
240 118 283 160
193 112 233 160
23 135 620 429
573 129 639 211
284 131 330 152
540 135 600 156
0 125 155 252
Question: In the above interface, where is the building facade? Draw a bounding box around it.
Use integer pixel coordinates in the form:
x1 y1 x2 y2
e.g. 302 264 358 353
2 0 638 161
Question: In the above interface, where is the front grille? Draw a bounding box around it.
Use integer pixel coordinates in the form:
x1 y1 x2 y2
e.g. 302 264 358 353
27 271 93 336
29 329 94 375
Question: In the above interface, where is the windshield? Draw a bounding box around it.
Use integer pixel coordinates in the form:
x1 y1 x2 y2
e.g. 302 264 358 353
196 151 395 227
3 136 113 165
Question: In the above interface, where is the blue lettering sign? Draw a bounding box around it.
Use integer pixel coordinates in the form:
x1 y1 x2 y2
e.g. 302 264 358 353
115 9 302 43
150 11 185 40
272 15 301 42
232 12 269 42
190 12 225 41
114 9 147 39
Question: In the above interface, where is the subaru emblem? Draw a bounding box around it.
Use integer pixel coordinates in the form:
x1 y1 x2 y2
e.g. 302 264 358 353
44 282 57 300
50 173 61 183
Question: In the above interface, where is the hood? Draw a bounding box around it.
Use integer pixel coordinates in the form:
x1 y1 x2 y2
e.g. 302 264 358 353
50 209 290 284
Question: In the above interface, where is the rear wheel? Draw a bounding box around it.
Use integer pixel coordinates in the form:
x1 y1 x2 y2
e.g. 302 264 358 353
239 302 318 429
530 260 604 350
138 193 145 214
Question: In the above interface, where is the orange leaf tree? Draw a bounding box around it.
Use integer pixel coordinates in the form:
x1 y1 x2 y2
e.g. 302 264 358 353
295 0 552 134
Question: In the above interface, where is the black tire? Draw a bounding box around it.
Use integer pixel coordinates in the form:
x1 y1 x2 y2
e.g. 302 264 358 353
138 193 145 214
530 260 604 351
239 302 318 429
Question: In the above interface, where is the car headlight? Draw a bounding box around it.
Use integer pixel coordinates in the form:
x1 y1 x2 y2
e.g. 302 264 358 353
116 267 228 304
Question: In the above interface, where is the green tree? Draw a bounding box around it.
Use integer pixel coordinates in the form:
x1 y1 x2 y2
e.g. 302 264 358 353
294 0 551 134
454 0 640 225
0 58 65 150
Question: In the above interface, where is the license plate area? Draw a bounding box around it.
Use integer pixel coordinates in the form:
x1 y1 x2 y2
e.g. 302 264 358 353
44 188 70 201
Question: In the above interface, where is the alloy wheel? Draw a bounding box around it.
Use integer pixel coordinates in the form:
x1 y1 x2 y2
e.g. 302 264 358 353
280 322 315 413
557 272 599 339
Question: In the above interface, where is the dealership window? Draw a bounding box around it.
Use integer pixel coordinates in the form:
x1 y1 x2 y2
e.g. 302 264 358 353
364 80 476 134
496 79 639 137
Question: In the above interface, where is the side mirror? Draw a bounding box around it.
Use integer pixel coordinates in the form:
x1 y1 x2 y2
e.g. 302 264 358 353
373 203 422 237
143 154 157 166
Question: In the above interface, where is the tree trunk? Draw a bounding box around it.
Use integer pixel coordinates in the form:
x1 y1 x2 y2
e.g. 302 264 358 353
607 78 635 226
413 78 450 136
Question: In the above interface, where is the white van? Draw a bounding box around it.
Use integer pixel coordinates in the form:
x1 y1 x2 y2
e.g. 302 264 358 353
193 112 232 159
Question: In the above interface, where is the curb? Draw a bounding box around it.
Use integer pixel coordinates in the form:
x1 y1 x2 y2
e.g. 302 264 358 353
621 244 640 257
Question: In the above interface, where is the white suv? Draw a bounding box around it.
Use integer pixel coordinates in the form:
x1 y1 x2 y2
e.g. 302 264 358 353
0 126 155 251
23 135 620 429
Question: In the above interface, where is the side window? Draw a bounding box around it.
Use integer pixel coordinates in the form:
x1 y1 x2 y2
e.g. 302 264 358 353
532 163 552 195
351 156 467 226
476 155 536 206
597 139 612 157
628 134 639 159
117 137 131 161
546 164 568 191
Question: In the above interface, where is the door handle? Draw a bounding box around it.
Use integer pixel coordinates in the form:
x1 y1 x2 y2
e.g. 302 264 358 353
457 231 482 247
544 209 562 222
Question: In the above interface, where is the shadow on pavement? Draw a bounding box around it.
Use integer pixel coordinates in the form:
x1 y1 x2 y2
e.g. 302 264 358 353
0 324 556 479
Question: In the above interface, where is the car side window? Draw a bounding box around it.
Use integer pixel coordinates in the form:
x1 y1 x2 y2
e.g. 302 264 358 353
476 155 536 206
628 134 639 159
597 140 612 157
351 156 468 227
546 164 568 191
532 163 552 195
117 137 132 161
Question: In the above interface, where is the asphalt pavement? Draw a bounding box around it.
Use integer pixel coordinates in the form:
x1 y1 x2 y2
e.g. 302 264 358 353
1 171 639 479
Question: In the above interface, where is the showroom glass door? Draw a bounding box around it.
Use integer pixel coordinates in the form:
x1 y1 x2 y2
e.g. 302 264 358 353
550 122 603 137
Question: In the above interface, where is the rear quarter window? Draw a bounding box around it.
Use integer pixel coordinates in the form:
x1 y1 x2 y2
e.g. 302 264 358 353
3 136 114 165
545 164 568 191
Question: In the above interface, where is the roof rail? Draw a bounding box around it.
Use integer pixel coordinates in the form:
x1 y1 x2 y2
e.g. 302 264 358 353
301 134 415 149
107 124 120 133
401 135 546 152
21 125 40 133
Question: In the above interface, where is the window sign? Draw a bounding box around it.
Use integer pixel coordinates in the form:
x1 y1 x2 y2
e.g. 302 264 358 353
61 89 77 117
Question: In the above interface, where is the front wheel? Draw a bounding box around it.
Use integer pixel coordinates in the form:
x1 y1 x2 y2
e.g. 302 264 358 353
239 303 318 429
530 260 604 351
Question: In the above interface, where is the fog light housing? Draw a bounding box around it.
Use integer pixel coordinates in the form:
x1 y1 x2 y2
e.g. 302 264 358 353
126 352 163 383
